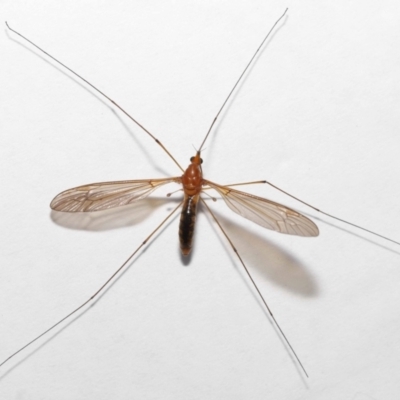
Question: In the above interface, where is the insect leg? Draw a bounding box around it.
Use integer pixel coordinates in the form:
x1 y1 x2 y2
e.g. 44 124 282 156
262 180 400 246
0 201 182 368
200 197 308 378
218 180 267 188
5 22 184 173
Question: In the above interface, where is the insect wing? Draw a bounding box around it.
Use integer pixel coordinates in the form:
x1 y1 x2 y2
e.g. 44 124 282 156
51 178 179 212
205 180 319 237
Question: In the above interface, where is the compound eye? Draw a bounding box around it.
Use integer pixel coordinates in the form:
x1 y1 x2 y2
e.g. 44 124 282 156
200 158 203 164
190 156 194 162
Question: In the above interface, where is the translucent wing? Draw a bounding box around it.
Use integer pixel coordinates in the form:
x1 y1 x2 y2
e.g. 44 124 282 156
204 180 319 237
51 178 179 212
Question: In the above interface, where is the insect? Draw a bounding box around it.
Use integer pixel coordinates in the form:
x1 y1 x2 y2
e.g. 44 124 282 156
3 7 400 395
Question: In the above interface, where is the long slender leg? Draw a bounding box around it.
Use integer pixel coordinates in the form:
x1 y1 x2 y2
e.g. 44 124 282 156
0 201 182 367
205 178 400 246
200 198 308 378
5 22 183 173
219 180 267 187
198 8 288 151
262 180 400 246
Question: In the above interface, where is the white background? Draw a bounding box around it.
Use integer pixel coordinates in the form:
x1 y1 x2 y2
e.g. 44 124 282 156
1 1 400 399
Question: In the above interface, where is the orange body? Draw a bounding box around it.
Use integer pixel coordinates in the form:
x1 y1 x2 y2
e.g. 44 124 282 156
179 152 204 255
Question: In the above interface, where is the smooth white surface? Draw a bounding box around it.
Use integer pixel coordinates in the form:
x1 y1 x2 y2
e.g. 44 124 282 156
1 1 400 399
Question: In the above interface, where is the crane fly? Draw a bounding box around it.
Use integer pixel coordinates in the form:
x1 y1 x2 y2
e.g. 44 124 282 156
49 163 319 252
4 9 399 379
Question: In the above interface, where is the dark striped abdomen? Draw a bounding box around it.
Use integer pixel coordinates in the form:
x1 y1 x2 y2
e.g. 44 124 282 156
179 194 199 255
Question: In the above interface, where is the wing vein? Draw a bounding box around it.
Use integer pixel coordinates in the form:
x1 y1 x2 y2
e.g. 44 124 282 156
204 180 319 237
51 178 180 212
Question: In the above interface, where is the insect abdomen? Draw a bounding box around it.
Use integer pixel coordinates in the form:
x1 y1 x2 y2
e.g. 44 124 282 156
179 194 199 255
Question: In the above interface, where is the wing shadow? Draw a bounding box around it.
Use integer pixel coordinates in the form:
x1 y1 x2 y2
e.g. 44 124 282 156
203 207 318 297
